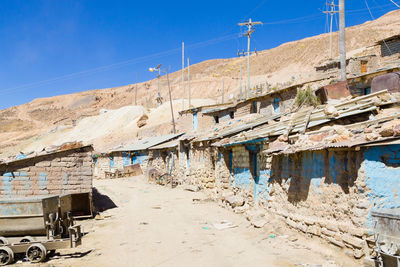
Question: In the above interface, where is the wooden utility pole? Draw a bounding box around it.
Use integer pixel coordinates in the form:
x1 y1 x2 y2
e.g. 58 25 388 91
182 42 185 110
238 18 262 98
187 57 191 108
166 70 176 134
339 0 346 81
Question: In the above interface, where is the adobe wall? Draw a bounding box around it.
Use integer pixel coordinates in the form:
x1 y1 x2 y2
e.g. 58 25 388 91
0 146 93 198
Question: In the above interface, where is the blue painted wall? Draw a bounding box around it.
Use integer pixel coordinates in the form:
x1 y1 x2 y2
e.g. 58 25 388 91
233 168 251 189
131 153 147 165
193 112 198 131
364 144 400 226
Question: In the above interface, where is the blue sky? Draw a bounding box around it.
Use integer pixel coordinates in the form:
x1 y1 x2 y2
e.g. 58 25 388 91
0 0 398 109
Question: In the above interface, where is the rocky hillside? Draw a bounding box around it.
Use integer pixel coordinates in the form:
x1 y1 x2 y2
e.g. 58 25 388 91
1 10 399 156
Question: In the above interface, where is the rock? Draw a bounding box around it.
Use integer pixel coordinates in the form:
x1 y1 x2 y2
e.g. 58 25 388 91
364 127 373 134
137 114 149 128
225 195 245 208
324 105 339 117
357 200 371 209
342 234 365 249
365 132 380 141
379 127 394 137
278 134 288 142
353 248 365 259
251 218 267 228
394 124 400 137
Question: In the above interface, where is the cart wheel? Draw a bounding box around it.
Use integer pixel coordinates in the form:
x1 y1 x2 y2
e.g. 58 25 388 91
0 247 14 266
26 243 47 263
19 236 34 243
0 237 8 245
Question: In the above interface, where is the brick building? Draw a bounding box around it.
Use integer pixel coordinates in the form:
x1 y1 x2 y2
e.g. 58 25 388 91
0 144 93 199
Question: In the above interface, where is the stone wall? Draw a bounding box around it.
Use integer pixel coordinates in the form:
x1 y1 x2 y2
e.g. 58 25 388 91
187 143 216 188
235 102 253 118
93 156 111 179
147 149 181 181
202 143 400 259
0 146 93 198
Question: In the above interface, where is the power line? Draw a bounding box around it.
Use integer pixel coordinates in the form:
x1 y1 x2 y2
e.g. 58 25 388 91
390 0 400 8
0 33 237 96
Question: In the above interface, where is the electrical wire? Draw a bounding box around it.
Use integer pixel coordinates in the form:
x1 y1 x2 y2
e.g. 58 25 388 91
0 33 237 95
364 0 394 55
390 0 400 8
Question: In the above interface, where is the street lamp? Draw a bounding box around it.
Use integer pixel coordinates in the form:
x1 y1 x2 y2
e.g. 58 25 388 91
149 65 176 134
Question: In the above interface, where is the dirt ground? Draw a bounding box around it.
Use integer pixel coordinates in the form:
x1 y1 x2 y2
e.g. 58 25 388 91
29 176 359 267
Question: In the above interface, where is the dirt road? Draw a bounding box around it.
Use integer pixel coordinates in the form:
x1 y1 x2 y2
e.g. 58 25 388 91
43 176 357 267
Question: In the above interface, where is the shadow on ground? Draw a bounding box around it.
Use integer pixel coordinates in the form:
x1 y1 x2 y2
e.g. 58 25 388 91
92 187 118 212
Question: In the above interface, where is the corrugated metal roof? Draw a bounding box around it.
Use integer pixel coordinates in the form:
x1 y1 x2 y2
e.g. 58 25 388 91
196 113 282 142
224 90 399 146
149 139 179 150
113 133 184 152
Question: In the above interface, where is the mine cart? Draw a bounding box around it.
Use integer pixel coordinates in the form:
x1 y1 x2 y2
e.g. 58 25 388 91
0 196 83 265
372 208 400 267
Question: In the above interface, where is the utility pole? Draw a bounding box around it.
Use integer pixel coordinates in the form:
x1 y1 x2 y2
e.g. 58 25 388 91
238 18 262 99
182 42 185 110
187 57 191 108
339 0 346 81
166 70 176 134
323 1 338 59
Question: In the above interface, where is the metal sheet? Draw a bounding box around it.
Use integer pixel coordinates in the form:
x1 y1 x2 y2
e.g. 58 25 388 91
113 133 184 152
149 140 179 150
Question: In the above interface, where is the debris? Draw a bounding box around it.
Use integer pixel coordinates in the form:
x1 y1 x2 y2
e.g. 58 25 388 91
152 206 161 209
95 214 104 220
225 195 245 208
324 104 339 118
184 185 201 192
212 220 238 230
251 218 268 228
202 226 211 230
139 222 149 225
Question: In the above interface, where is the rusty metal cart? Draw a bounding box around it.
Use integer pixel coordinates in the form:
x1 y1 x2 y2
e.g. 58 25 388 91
0 196 83 265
